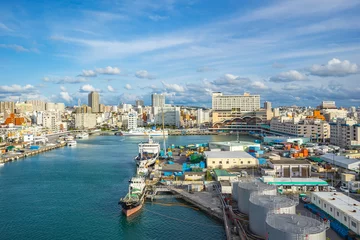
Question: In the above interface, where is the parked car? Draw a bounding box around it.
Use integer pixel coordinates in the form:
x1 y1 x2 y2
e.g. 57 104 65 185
340 186 349 193
329 186 337 192
301 196 311 203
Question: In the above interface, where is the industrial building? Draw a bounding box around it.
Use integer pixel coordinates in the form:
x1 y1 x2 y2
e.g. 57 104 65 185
209 141 260 152
311 192 360 236
320 154 360 171
268 159 312 178
330 118 360 148
205 151 258 169
261 176 329 193
262 136 310 145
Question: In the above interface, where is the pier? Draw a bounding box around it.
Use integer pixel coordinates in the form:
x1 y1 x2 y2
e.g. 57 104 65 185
0 143 66 164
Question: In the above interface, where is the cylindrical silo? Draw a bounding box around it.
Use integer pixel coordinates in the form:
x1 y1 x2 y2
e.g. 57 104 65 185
237 181 277 214
232 182 239 201
265 214 329 240
249 193 298 237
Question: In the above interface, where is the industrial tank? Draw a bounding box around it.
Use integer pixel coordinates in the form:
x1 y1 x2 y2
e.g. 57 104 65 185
231 182 239 201
237 181 277 214
249 193 298 237
265 214 329 240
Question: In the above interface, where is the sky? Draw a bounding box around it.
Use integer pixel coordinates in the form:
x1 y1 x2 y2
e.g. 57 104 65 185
0 0 360 108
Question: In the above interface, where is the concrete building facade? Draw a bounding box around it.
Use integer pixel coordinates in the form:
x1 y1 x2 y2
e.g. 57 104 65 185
88 91 100 113
205 151 258 169
330 118 360 148
153 106 181 127
75 113 97 129
151 93 165 107
127 111 138 130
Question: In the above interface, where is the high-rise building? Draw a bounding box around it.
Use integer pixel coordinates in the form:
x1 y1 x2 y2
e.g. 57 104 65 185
151 93 165 107
88 91 100 113
42 111 61 132
127 111 138 130
26 100 46 111
153 106 181 127
0 102 15 113
45 102 55 111
330 118 360 148
75 113 97 129
135 100 144 107
320 101 336 109
76 105 92 113
99 104 105 113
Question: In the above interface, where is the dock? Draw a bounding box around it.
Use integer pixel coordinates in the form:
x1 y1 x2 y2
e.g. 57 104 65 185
0 143 67 164
168 130 218 136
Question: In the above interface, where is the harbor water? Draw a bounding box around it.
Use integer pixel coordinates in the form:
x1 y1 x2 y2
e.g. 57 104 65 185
0 135 253 240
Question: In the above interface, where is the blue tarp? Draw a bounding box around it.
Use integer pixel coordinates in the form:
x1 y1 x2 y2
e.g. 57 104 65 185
257 158 267 165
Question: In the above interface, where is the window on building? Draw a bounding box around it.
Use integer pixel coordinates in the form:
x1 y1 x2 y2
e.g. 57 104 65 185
226 161 229 164
352 221 357 228
212 161 215 164
241 161 243 164
330 207 332 212
248 161 250 164
219 161 222 164
344 216 347 222
324 204 326 208
319 200 320 204
337 212 339 217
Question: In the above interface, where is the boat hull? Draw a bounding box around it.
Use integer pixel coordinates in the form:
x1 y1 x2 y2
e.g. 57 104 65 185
122 203 143 217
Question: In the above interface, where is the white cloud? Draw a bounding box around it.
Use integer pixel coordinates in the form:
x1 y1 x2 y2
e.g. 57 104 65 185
60 86 67 92
212 74 250 86
0 22 12 31
161 81 185 92
135 70 156 79
96 66 121 75
60 91 73 102
43 77 50 82
107 85 115 92
124 84 132 90
79 69 97 77
56 77 87 84
309 58 358 77
0 84 35 93
270 70 308 82
250 81 268 90
282 84 300 90
0 44 29 52
149 15 169 21
80 84 99 92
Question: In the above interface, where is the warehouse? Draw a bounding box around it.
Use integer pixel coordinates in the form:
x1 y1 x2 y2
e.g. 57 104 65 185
261 176 329 193
209 141 260 152
205 151 258 169
320 154 360 171
268 159 312 178
311 192 360 235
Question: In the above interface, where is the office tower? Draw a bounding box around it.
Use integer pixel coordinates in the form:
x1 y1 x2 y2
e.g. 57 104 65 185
88 91 100 113
151 93 165 107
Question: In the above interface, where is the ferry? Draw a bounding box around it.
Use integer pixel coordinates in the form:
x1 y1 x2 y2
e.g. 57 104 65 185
119 176 146 217
134 137 160 168
120 128 168 137
76 132 89 139
66 140 77 147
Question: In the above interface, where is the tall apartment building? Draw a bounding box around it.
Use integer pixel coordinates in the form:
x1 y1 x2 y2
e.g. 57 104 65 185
76 105 92 113
197 109 211 125
330 118 360 148
270 118 330 141
15 102 33 113
135 100 144 107
88 91 100 113
75 113 97 129
320 101 336 109
99 104 105 113
127 111 138 130
153 106 181 127
151 93 165 107
45 102 55 111
26 100 46 111
0 102 15 113
42 111 61 132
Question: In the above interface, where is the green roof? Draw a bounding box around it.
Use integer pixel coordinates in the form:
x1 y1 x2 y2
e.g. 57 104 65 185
307 156 323 162
214 169 237 177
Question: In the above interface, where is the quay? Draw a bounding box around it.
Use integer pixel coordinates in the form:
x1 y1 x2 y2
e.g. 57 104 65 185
168 130 218 136
0 143 66 164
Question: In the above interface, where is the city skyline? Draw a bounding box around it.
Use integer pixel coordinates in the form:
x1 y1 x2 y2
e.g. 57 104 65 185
0 0 360 107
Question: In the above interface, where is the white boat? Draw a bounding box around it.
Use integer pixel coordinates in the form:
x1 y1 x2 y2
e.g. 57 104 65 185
76 132 89 139
0 162 4 167
134 137 160 168
121 128 168 137
65 135 74 141
137 167 149 176
66 140 77 146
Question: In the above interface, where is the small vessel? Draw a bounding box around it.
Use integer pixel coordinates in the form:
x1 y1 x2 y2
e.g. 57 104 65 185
120 128 168 137
76 132 89 139
134 137 160 168
65 135 74 141
119 176 146 217
0 162 4 167
136 166 149 176
66 140 77 146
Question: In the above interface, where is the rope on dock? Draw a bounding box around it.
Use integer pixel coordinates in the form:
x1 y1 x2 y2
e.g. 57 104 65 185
143 208 224 228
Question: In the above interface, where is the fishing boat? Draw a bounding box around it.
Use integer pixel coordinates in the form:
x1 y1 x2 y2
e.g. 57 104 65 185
119 176 146 217
134 137 160 168
76 132 89 139
66 140 77 146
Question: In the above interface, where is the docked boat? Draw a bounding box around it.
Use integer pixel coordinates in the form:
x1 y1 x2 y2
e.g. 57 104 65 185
120 128 168 137
119 176 146 217
134 137 160 168
0 162 4 167
76 132 89 139
136 166 149 176
64 135 74 141
66 140 77 146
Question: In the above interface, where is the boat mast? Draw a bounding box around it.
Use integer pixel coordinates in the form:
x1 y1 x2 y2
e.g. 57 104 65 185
162 107 166 156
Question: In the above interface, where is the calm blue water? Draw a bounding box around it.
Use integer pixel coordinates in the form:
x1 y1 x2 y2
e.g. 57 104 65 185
0 135 252 240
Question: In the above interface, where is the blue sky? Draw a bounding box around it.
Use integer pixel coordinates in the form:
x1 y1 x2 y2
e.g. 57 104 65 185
0 0 360 107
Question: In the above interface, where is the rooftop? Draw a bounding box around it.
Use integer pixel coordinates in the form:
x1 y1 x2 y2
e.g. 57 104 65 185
204 151 255 159
213 169 237 177
209 141 259 147
261 177 328 186
312 192 360 221
270 159 311 165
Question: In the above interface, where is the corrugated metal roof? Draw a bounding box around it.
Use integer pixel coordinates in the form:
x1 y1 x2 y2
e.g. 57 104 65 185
204 151 255 158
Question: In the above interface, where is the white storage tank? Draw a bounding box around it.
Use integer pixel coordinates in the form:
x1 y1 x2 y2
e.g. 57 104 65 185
265 214 329 240
231 182 239 201
249 193 298 237
237 181 277 214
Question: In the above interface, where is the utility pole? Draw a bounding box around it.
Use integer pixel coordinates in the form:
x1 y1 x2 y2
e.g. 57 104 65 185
162 107 166 156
